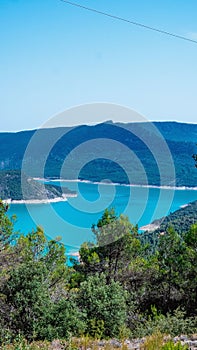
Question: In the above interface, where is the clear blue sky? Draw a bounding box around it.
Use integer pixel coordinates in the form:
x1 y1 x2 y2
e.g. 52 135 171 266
1 0 197 131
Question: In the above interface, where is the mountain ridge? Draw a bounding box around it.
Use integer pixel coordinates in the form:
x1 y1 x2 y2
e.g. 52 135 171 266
0 121 196 187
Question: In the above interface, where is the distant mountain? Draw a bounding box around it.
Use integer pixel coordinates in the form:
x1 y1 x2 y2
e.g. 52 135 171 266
0 121 196 187
0 170 75 201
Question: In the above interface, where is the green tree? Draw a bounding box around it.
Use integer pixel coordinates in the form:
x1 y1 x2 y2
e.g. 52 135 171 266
74 209 141 284
0 200 14 247
124 254 160 319
0 206 72 341
1 261 51 340
40 297 86 340
16 227 67 295
183 224 197 314
0 201 19 334
157 227 188 313
0 201 18 274
76 273 127 338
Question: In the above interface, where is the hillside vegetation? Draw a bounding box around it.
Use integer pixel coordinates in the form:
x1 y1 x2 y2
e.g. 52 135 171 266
155 200 197 234
141 200 197 250
0 121 196 186
0 203 196 346
0 170 75 200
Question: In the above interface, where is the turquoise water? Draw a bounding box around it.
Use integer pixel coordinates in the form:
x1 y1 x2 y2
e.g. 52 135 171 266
8 181 197 254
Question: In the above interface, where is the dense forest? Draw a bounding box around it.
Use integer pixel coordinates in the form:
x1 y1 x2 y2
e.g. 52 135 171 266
0 122 197 187
0 201 196 349
152 200 197 234
140 200 197 251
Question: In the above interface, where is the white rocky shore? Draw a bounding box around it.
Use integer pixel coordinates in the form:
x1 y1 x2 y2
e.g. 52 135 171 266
3 193 77 205
139 223 161 232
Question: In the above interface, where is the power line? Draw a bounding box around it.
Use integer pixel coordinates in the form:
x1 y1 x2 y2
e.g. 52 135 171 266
59 0 197 45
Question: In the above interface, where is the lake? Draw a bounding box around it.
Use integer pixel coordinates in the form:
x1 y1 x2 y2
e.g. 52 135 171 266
8 180 197 254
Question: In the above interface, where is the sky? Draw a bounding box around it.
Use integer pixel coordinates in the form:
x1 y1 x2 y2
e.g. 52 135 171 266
0 0 197 131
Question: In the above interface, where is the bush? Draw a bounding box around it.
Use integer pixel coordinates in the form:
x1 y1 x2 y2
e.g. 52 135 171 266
130 307 197 338
1 261 51 341
38 297 86 341
142 332 189 350
76 273 127 338
162 341 189 350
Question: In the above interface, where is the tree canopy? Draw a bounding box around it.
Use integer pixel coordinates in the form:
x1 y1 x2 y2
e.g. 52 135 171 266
0 203 197 342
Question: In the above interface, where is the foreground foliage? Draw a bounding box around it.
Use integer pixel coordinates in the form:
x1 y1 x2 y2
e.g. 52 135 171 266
0 202 197 343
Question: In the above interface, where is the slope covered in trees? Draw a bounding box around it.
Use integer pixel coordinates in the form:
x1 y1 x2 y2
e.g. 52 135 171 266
140 199 197 250
155 200 197 234
0 170 76 200
0 203 196 344
0 121 196 187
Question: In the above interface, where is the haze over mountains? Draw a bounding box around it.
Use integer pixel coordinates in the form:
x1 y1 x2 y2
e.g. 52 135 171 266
0 121 196 187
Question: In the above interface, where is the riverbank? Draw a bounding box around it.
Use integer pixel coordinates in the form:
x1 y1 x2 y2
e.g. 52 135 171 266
3 193 77 205
34 177 197 191
139 222 161 232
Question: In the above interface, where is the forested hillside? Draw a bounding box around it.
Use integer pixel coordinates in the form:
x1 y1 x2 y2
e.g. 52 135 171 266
155 200 197 234
0 121 196 186
0 170 75 200
140 199 197 249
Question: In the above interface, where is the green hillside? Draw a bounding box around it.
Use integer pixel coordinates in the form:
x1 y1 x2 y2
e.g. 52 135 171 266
0 121 196 186
0 170 75 201
140 199 197 248
155 200 197 234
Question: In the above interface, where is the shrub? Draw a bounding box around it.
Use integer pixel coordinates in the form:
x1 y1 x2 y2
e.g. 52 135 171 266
141 333 189 350
76 273 127 338
131 307 197 338
162 341 189 349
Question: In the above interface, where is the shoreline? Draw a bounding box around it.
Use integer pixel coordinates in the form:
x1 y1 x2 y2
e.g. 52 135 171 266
68 251 80 258
33 177 197 191
180 203 189 208
139 202 191 232
3 193 77 205
139 223 161 232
